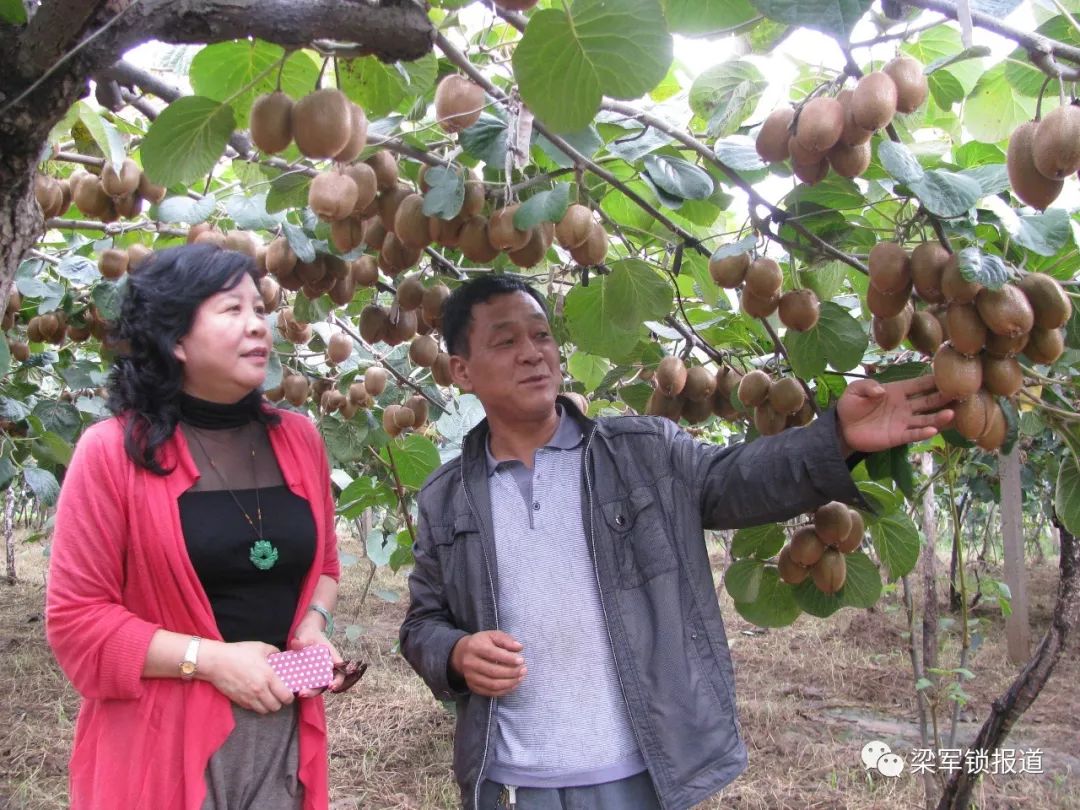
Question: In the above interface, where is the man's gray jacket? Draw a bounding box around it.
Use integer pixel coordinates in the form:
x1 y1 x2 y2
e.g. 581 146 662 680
399 396 869 810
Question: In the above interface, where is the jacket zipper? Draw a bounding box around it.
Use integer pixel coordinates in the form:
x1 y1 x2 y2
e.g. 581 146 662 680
581 426 658 807
461 467 499 810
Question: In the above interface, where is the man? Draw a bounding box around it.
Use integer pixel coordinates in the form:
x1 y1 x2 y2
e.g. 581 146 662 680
400 275 953 810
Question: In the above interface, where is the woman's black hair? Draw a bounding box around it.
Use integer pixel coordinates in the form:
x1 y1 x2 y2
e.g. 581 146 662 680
106 244 278 474
441 274 549 357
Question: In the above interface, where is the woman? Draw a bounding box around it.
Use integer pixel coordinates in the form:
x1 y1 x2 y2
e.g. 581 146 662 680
46 244 345 810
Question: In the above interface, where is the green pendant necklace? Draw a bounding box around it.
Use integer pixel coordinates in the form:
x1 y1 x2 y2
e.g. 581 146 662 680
187 430 278 571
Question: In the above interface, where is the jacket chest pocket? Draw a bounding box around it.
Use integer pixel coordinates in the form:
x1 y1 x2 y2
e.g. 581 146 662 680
600 486 677 589
432 512 488 630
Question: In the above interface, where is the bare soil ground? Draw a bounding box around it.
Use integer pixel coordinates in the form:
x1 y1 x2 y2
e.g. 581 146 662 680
2 532 1077 810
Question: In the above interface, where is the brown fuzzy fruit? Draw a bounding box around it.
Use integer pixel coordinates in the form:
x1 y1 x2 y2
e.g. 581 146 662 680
249 92 294 154
933 343 983 398
72 175 112 217
365 151 399 191
712 367 742 419
258 275 281 313
908 310 944 356
838 88 874 147
655 356 688 397
330 217 366 253
347 383 369 408
756 107 795 163
976 284 1034 338
744 257 783 298
827 139 872 178
778 546 811 585
982 354 1023 397
309 172 359 222
431 352 453 386
34 175 63 218
342 163 378 216
788 133 826 167
851 71 898 132
569 224 608 266
709 251 750 288
127 243 153 270
488 205 531 252
459 216 500 263
1007 121 1063 209
359 305 390 344
940 255 982 304
351 255 379 288
282 375 310 407
682 396 713 425
292 88 352 160
682 366 717 403
394 194 433 249
646 390 684 421
382 405 406 437
99 248 129 280
975 400 1008 451
738 369 771 407
435 75 485 134
769 377 805 415
409 335 440 367
792 157 830 185
1023 326 1065 364
873 306 913 351
778 289 820 331
327 332 353 364
429 214 467 248
836 509 865 554
362 219 387 252
790 526 826 567
378 233 422 277
812 549 847 593
101 158 140 197
421 283 451 328
946 303 988 356
508 225 551 268
224 230 260 258
406 395 429 428
741 289 780 318
384 308 418 346
754 403 787 435
883 55 929 113
868 242 911 295
396 276 425 311
334 104 368 163
9 341 30 362
266 237 298 278
952 389 996 439
910 242 949 303
555 204 595 250
795 97 845 154
364 366 389 397
866 282 913 319
815 501 853 546
985 330 1029 358
1017 273 1071 330
1033 103 1080 180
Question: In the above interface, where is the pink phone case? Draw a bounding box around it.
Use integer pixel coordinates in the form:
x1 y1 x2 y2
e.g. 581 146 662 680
268 645 334 692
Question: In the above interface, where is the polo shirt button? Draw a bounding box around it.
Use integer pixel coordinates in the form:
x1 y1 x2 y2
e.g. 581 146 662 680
533 501 540 511
615 514 626 526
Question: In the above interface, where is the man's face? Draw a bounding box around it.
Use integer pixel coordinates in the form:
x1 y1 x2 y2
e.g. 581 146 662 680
449 291 562 423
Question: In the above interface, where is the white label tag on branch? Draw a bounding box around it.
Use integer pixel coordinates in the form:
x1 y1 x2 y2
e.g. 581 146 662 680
957 0 974 49
513 104 534 171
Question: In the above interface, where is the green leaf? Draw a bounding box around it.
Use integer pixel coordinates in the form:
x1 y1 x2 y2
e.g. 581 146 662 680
730 523 785 560
383 433 441 490
725 558 765 603
643 155 715 201
869 511 921 581
422 167 466 220
320 416 369 465
0 0 28 24
0 457 16 490
963 62 1037 144
959 164 1009 197
91 279 126 322
32 432 73 467
662 0 758 33
1013 209 1071 257
733 566 801 628
857 481 903 518
620 382 653 414
909 170 983 218
536 127 603 168
928 69 967 109
512 0 673 133
282 223 316 263
189 41 320 121
223 192 284 231
1005 16 1080 96
32 400 81 443
564 282 642 361
157 193 218 225
567 352 611 393
337 475 395 518
688 60 767 137
458 112 509 166
748 0 874 38
293 292 333 323
338 53 438 118
791 550 882 615
266 172 311 213
140 96 236 187
514 183 572 230
785 301 867 378
605 259 674 329
56 256 100 286
0 337 8 379
713 136 767 171
799 260 847 302
1056 453 1080 536
22 467 60 506
76 102 126 171
956 247 1012 289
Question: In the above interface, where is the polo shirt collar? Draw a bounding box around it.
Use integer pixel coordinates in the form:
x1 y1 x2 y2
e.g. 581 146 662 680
485 404 583 475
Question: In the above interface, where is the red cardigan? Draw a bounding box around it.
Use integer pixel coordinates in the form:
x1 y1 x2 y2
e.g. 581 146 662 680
46 409 340 810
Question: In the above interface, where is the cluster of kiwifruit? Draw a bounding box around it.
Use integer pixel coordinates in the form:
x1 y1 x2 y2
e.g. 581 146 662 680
36 159 166 222
777 501 865 593
755 55 928 185
709 250 820 331
1006 102 1080 210
736 369 814 435
250 87 368 161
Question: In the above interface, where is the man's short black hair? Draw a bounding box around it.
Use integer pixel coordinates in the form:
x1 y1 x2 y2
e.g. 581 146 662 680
441 274 549 357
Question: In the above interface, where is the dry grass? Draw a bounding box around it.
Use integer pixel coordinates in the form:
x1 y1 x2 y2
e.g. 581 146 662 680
2 532 1078 810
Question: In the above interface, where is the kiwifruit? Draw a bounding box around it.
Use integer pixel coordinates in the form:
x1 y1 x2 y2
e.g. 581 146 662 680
790 526 826 567
347 382 370 408
741 289 780 318
709 250 750 288
975 400 1008 451
256 276 280 313
812 548 847 594
377 184 413 231
224 230 260 258
282 375 310 407
778 546 810 585
406 395 430 428
56 178 72 215
794 96 845 154
40 311 66 345
186 222 212 244
910 242 949 303
555 204 595 249
249 91 294 154
788 400 815 428
985 330 1029 358
382 404 406 437
459 216 501 262
394 194 433 249
908 310 944 355
384 307 418 346
342 163 378 215
508 225 552 268
787 134 827 167
334 104 368 163
396 275 425 311
8 341 30 362
295 255 327 287
365 151 399 191
72 175 112 217
348 255 377 288
429 214 467 248
1017 273 1071 329
1007 121 1063 209
883 55 928 113
327 332 353 365
778 289 820 331
815 501 853 546
100 158 140 197
435 75 485 134
362 368 388 400
291 88 353 160
873 306 913 351
461 179 485 218
329 274 358 307
195 229 228 249
34 175 63 217
940 255 982 304
379 233 422 276
769 377 805 415
26 317 43 343
682 396 713 425
408 334 440 368
792 157 830 186
125 243 152 271
681 366 717 403
310 172 360 222
569 223 608 266
311 379 334 404
1023 326 1065 364
363 219 387 251
869 242 911 295
933 343 983 397
431 352 453 386
982 354 1023 397
656 356 688 397
744 257 782 298
827 139 872 178
755 106 795 163
5 289 20 317
738 369 771 407
113 191 143 219
421 283 451 328
850 71 898 132
712 367 742 419
838 88 874 147
359 305 390 344
946 303 987 356
1033 103 1080 180
754 403 787 435
836 509 865 554
866 281 912 319
488 205 531 252
976 284 1034 339
646 390 684 421
98 248 129 280
331 217 366 253
266 237 298 278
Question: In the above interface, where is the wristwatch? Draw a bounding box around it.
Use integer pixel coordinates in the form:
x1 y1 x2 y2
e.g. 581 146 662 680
309 604 334 637
179 636 201 680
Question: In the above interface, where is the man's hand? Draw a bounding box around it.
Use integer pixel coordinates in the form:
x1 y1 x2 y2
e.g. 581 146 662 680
450 630 526 697
837 374 955 454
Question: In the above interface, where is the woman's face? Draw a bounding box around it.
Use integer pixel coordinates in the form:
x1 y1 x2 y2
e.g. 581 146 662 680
173 274 271 403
